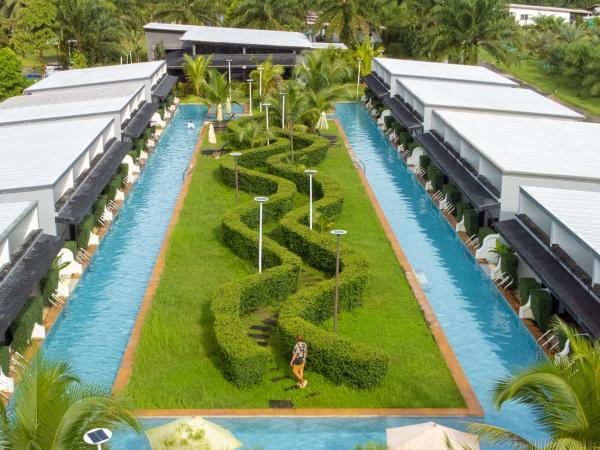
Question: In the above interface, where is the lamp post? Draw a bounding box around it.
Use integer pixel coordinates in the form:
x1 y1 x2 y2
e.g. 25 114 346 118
227 59 232 99
263 102 271 145
247 79 254 115
231 152 242 206
356 57 363 100
280 91 286 129
257 66 264 111
330 229 347 333
304 169 317 229
255 196 269 273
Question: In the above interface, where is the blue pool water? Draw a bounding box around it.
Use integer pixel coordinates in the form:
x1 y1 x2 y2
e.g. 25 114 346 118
43 105 207 386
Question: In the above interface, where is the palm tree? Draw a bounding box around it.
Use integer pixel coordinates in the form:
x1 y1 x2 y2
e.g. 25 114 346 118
0 355 141 449
424 0 518 64
470 319 600 449
152 0 221 25
353 36 385 77
294 49 352 92
225 119 270 149
249 56 284 98
532 15 565 33
555 23 588 44
201 69 230 112
183 54 213 97
225 0 305 30
314 0 385 44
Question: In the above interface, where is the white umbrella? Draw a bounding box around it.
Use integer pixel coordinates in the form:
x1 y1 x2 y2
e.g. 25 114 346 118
216 103 223 122
387 422 479 450
225 97 232 115
147 417 242 450
316 111 329 130
208 123 217 144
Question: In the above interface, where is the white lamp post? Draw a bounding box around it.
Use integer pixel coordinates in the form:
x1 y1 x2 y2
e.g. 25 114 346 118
255 196 269 273
247 79 254 115
356 57 362 100
258 66 264 111
280 91 286 129
227 59 232 99
83 428 112 450
231 152 242 206
304 169 317 229
263 102 271 145
330 229 347 333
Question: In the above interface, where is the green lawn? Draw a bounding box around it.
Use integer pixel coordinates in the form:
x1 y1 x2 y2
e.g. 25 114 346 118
124 121 464 409
483 55 600 117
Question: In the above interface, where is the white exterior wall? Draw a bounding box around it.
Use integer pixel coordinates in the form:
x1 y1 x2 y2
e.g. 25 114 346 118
0 190 55 235
0 205 38 267
518 194 552 235
510 6 573 26
478 157 503 193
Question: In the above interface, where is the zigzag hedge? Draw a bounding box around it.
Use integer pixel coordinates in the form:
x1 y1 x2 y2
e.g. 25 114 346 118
211 117 389 388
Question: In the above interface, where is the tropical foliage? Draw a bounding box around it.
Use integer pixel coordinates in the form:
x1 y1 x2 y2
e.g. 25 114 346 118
314 0 385 43
249 56 284 97
471 319 600 449
183 54 213 97
0 47 29 101
225 0 305 30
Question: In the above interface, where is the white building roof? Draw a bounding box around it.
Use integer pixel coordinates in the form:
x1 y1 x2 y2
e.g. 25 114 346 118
521 186 600 257
400 78 583 119
434 111 600 180
143 23 194 32
509 3 591 14
179 25 312 49
374 57 517 86
310 42 348 50
0 117 113 192
24 61 165 93
0 84 144 126
0 202 35 241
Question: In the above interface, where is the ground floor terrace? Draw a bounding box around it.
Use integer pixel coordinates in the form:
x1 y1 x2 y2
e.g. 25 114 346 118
37 102 546 449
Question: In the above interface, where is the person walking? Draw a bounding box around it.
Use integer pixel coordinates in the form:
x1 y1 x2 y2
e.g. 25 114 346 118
290 335 308 388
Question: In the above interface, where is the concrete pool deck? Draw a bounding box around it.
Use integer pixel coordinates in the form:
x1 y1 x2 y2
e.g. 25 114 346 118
113 116 483 417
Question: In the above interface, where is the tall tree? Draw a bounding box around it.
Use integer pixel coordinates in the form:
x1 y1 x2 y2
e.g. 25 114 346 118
182 53 213 97
471 319 600 448
152 0 222 25
0 355 142 449
10 0 57 74
294 49 352 92
249 56 284 98
425 0 518 64
226 0 305 30
0 47 29 101
314 0 385 44
201 68 230 111
353 36 384 77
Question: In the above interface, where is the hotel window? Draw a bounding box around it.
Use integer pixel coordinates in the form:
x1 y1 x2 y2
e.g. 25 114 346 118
520 14 528 20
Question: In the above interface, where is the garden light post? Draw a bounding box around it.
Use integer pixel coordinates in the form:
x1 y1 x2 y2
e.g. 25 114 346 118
227 59 232 99
247 79 254 115
263 102 271 145
305 169 317 229
331 229 347 334
231 152 242 206
356 58 362 100
280 91 287 129
258 66 264 111
83 428 112 450
288 112 295 164
255 196 269 273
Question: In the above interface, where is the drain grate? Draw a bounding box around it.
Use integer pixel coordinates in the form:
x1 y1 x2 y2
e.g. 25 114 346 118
269 400 293 408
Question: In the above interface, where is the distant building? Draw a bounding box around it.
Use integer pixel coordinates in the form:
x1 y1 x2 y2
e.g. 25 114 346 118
509 3 591 26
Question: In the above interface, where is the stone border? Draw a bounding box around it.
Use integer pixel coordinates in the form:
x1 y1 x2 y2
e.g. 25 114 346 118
112 124 207 393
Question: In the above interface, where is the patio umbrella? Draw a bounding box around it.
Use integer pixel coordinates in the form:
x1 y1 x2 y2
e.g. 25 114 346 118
387 422 479 450
217 103 223 122
225 97 232 115
316 111 329 130
147 417 242 450
208 123 217 144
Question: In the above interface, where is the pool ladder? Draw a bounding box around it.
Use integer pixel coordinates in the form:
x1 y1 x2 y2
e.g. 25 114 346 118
465 234 479 249
494 273 514 290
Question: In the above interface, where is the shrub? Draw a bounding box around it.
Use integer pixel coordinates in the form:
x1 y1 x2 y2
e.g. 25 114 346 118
384 115 396 130
40 263 59 306
63 241 77 255
530 289 553 331
419 155 430 172
462 208 478 236
442 184 461 204
106 175 122 201
455 202 467 221
501 253 519 287
477 227 495 248
118 163 129 180
0 346 8 374
518 278 539 306
93 195 107 225
9 295 43 353
77 214 95 249
427 165 444 192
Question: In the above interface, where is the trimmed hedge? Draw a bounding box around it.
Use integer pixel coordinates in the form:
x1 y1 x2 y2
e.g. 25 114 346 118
0 346 8 374
501 253 519 287
106 175 123 201
419 154 431 172
442 184 461 204
531 289 553 331
77 214 95 249
462 208 478 236
518 278 539 306
455 202 467 221
93 195 107 225
119 163 129 180
384 115 396 130
9 295 43 353
63 240 77 255
427 165 444 192
477 227 495 248
40 263 59 306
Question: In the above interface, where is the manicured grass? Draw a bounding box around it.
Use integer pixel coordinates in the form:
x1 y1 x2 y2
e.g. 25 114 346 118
124 121 464 408
483 55 600 117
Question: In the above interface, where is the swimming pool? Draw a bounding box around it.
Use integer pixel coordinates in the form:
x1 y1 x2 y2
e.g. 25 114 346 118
43 105 207 386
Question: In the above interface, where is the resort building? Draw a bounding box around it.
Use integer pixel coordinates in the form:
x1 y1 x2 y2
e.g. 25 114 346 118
497 186 600 338
23 61 176 105
388 78 583 133
144 23 345 77
0 84 147 140
0 117 131 237
0 202 62 344
509 3 591 26
365 57 517 100
414 111 600 223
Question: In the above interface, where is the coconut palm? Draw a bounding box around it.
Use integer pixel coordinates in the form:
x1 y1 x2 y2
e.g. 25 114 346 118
225 119 271 149
532 15 565 33
201 69 231 112
183 54 213 97
314 0 385 44
470 319 600 449
249 56 284 98
424 0 518 64
294 49 352 92
0 355 141 449
555 23 588 44
152 0 222 25
353 36 385 77
265 82 311 129
225 0 304 30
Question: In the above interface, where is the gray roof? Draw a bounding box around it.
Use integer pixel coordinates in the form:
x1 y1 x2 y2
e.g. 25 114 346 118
0 202 36 242
521 186 600 257
24 61 165 93
0 84 144 126
0 117 114 192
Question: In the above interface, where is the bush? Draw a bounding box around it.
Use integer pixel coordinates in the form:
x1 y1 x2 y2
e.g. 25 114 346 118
0 346 8 374
419 155 430 172
77 214 95 249
40 263 59 306
63 241 77 255
477 227 495 248
118 163 129 180
501 253 519 287
442 184 461 204
93 195 107 224
455 202 467 221
9 295 43 353
462 208 478 236
518 278 539 306
427 165 444 192
106 175 123 201
530 289 553 331
384 115 396 130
